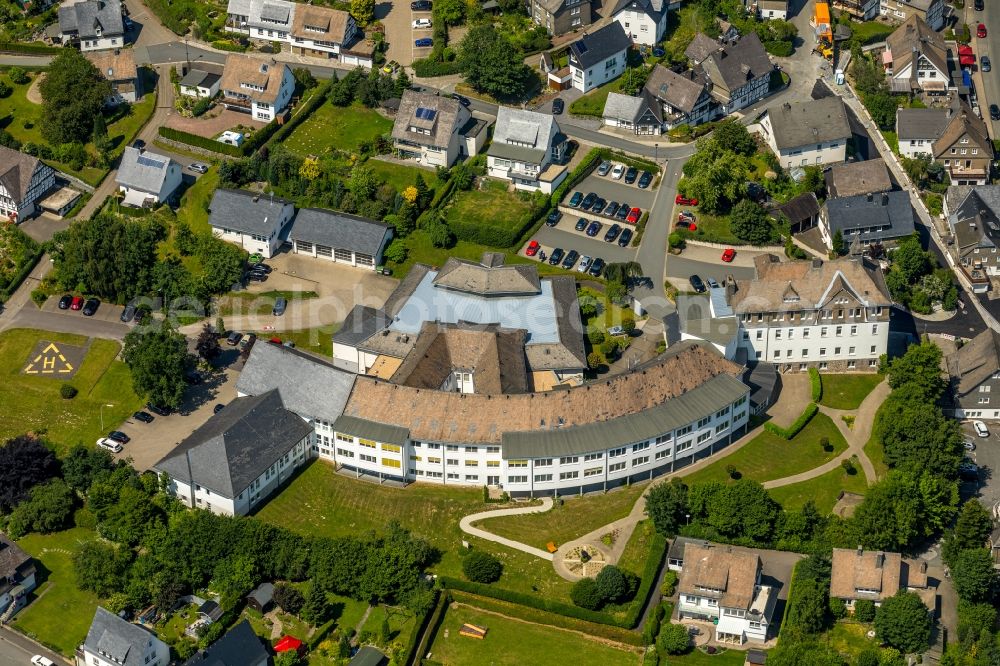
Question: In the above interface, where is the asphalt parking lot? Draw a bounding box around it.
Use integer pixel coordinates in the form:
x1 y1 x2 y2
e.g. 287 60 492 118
561 170 658 216
961 421 1000 511
40 294 129 326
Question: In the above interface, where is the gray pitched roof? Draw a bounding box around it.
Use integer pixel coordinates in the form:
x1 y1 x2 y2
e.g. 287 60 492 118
180 69 221 89
153 390 313 498
773 192 820 224
432 255 541 295
685 33 721 64
0 534 31 580
84 607 160 666
644 64 707 113
702 32 771 93
391 89 465 149
59 0 124 38
569 22 631 70
236 341 356 422
333 414 409 446
289 208 392 257
824 190 916 243
207 188 294 236
896 107 951 140
183 620 269 666
603 91 662 124
0 146 51 205
489 107 563 164
612 0 666 20
332 305 391 347
246 582 273 606
116 147 178 195
766 97 851 149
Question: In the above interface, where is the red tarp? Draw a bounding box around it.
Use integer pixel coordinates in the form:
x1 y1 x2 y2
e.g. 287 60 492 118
959 44 974 55
961 54 977 66
274 636 304 654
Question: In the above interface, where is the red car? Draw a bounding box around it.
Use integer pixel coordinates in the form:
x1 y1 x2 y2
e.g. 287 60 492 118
676 219 698 232
525 240 540 257
721 248 736 263
70 296 84 310
978 23 988 38
675 195 698 206
626 207 641 224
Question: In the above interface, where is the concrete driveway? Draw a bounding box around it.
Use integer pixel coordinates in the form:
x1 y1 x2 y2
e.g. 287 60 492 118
382 0 424 67
19 213 71 243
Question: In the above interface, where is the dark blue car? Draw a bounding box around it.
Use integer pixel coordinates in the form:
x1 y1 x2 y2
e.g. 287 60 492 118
415 37 433 47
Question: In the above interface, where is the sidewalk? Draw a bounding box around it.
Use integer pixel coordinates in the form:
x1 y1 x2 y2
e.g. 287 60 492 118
459 498 555 561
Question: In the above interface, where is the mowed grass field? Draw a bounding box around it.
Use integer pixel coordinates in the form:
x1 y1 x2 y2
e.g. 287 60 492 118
426 604 643 666
818 373 884 410
766 463 869 513
442 179 536 236
0 329 143 453
283 102 392 156
13 528 105 657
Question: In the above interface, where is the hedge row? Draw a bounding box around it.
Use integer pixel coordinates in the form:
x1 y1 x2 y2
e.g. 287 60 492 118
307 619 336 650
623 533 668 629
809 368 822 402
592 148 660 175
158 126 244 157
260 79 335 150
763 402 819 440
0 248 43 303
412 58 462 78
0 42 61 55
211 40 248 52
406 589 448 666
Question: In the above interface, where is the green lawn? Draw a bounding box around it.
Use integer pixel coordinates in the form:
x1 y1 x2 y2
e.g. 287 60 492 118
475 483 643 551
442 179 537 237
766 462 868 513
662 648 751 665
0 329 144 454
427 604 643 665
864 431 888 478
617 519 656 574
175 166 220 236
216 290 319 316
107 92 157 153
284 102 392 156
257 324 341 357
578 286 634 335
569 79 622 117
818 374 883 410
683 210 741 245
819 621 879 660
13 528 105 657
360 605 416 645
680 413 849 487
367 159 440 193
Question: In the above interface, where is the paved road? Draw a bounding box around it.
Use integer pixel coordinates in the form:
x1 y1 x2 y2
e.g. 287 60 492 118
0 626 67 665
966 0 998 136
1 306 130 339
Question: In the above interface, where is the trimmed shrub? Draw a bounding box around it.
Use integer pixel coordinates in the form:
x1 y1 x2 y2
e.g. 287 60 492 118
854 598 876 622
461 550 503 584
763 402 818 440
0 42 61 55
158 126 243 157
660 570 677 597
412 58 463 77
642 602 666 644
809 367 822 401
60 384 78 400
595 565 634 605
656 622 691 656
571 577 604 610
828 596 847 619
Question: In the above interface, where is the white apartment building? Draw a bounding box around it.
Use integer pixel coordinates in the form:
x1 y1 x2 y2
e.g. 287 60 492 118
568 22 632 93
207 188 295 259
612 0 669 46
487 107 568 193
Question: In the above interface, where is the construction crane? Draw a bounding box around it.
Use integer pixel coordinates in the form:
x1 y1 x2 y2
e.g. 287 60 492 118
812 0 834 61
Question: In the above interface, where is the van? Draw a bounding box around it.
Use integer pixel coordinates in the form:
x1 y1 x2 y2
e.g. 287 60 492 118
97 437 123 453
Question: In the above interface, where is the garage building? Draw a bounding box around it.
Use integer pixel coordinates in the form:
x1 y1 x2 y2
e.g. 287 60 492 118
289 208 393 270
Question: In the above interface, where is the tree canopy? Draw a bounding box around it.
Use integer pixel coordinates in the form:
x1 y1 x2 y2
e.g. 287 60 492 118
873 592 932 653
0 435 60 513
645 479 688 537
40 49 111 145
458 25 533 101
123 322 192 409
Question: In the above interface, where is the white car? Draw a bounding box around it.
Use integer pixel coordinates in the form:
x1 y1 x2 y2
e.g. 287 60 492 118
974 420 990 438
577 255 592 273
32 657 55 666
412 18 432 28
96 437 123 453
610 163 625 180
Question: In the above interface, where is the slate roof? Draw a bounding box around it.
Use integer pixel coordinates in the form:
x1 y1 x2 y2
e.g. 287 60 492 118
830 548 903 601
569 22 631 70
886 15 949 82
933 102 991 159
180 69 222 89
183 620 269 666
824 190 916 243
702 32 771 95
766 97 851 149
219 54 291 104
207 188 294 236
489 107 562 165
772 192 820 224
349 647 389 666
246 582 274 607
116 147 177 195
896 107 951 140
152 390 313 498
612 0 667 20
289 208 392 257
0 533 32 581
59 0 124 39
291 4 352 43
332 305 391 348
684 33 721 64
432 254 541 295
946 328 1000 395
826 160 893 199
236 340 356 422
678 542 761 610
0 146 50 205
86 48 137 81
391 89 465 149
84 607 160 666
643 65 707 114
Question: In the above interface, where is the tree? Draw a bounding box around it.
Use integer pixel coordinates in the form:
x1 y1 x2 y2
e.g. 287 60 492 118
587 352 603 369
414 174 431 210
951 548 997 603
0 435 60 512
462 550 503 583
196 236 246 296
350 0 374 25
874 397 963 478
656 622 691 655
713 119 757 156
39 49 111 145
852 471 925 551
73 540 132 597
6 478 75 537
957 600 997 642
729 200 773 245
425 217 454 248
645 479 688 537
863 90 899 129
943 501 995 567
831 229 845 256
196 323 222 361
766 640 846 666
292 67 316 90
570 577 604 610
884 340 947 402
123 322 192 409
595 565 634 604
8 66 28 85
458 25 533 101
299 157 320 181
705 479 781 542
273 583 305 614
435 0 466 23
62 444 116 493
873 591 932 653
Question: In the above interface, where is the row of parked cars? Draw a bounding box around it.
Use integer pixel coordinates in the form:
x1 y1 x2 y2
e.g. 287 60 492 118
597 161 653 188
57 294 100 316
565 192 642 224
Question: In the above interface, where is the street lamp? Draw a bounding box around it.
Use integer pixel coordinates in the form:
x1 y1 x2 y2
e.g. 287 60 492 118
100 403 114 432
686 513 691 526
655 143 659 161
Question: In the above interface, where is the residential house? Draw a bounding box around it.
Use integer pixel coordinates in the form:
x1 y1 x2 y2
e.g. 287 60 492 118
58 0 125 51
218 54 295 122
726 254 892 371
115 147 182 208
77 606 170 666
759 0 788 19
758 97 851 169
153 389 313 516
86 48 139 105
179 69 222 99
772 192 820 234
225 0 294 39
208 188 295 258
677 542 777 644
612 0 668 46
289 5 357 58
825 159 893 199
530 0 593 36
182 620 269 666
880 0 945 30
289 208 393 270
0 533 36 623
391 89 473 167
946 328 1000 420
883 16 951 94
932 102 992 186
830 547 934 610
701 33 773 114
487 107 568 193
667 536 699 571
944 184 1000 292
350 647 389 666
684 33 721 66
819 190 916 252
0 146 55 221
896 107 952 159
246 582 274 612
833 0 879 20
602 90 664 135
643 64 716 129
568 22 631 93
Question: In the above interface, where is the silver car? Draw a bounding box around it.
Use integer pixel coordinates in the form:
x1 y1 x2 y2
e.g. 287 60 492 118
188 162 209 174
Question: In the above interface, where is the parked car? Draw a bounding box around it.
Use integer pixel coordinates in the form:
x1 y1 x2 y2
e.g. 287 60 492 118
412 18 432 28
546 209 562 226
721 248 736 262
581 192 597 210
561 249 580 270
552 98 564 115
32 656 56 666
605 201 621 218
586 220 602 237
58 294 72 309
706 278 720 289
239 333 257 351
626 207 641 224
575 218 588 232
959 462 980 481
637 171 653 188
227 331 243 346
120 303 137 323
577 255 592 273
568 191 584 207
974 420 990 437
982 55 992 72
615 202 630 221
82 298 100 316
976 0 984 9
250 262 272 274
604 223 622 242
451 93 471 107
188 162 209 174
591 198 607 215
271 297 287 316
146 403 171 416
978 23 987 38
214 403 226 414
991 104 1000 121
964 438 977 451
131 139 145 150
247 271 268 282
525 240 541 257
548 248 565 265
597 161 612 176
689 275 706 293
611 163 625 179
133 411 154 423
414 37 433 47
675 195 698 206
624 166 638 184
589 257 605 277
70 296 84 310
411 0 432 9
96 437 123 453
679 210 696 221
675 219 697 231
618 228 633 247
108 430 130 444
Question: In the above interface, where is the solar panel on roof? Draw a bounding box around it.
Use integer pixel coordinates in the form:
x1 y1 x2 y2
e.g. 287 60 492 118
136 155 165 169
576 41 589 53
415 107 437 121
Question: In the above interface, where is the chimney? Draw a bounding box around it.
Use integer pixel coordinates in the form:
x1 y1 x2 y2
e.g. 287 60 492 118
881 192 889 206
866 192 873 203
875 553 885 568
812 258 824 268
857 544 864 555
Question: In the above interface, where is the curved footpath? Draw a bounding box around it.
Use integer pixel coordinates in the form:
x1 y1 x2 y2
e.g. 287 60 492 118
459 497 555 561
